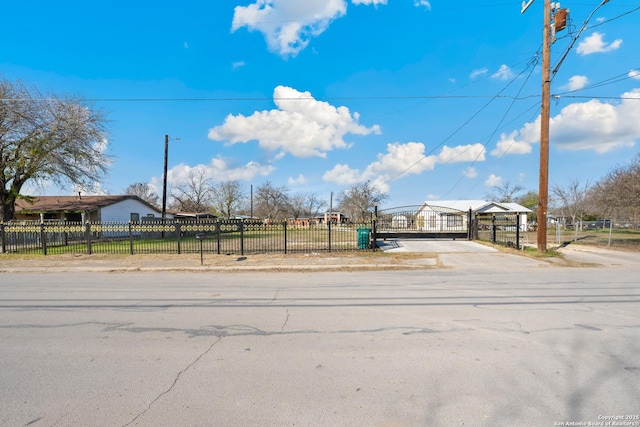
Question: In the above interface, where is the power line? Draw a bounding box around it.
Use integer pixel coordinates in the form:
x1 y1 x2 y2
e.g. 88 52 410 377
438 58 539 200
583 5 640 30
382 54 541 186
0 94 542 103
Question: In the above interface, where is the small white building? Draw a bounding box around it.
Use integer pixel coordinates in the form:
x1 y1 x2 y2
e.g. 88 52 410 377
416 200 531 232
14 195 170 223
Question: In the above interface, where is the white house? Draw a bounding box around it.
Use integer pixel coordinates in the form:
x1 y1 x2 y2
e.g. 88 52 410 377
415 200 531 232
14 195 171 223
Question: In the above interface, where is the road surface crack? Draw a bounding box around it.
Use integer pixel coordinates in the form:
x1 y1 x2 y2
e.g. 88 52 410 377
121 337 222 427
280 309 290 332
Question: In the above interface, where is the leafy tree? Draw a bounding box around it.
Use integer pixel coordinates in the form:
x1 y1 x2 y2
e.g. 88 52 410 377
124 182 159 208
213 179 246 219
0 78 110 221
337 181 388 223
169 168 215 213
254 181 290 221
515 191 538 222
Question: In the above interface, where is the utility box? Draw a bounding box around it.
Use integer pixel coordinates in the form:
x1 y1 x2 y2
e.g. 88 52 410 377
357 228 371 250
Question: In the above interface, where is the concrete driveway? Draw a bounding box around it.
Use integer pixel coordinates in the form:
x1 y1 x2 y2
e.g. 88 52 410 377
377 238 497 253
377 238 551 269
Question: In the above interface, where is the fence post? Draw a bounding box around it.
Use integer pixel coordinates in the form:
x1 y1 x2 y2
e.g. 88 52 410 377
467 208 473 240
129 222 134 255
328 218 332 253
176 222 182 254
86 222 92 255
239 221 244 256
1 223 5 254
216 220 221 255
491 214 497 244
516 214 521 250
40 222 47 255
371 206 377 252
283 221 287 254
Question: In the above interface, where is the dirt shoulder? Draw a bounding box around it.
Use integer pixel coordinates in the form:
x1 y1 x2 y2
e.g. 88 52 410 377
0 251 440 273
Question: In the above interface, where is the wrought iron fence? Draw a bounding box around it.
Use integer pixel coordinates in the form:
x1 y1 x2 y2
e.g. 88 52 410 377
0 220 372 255
472 213 523 249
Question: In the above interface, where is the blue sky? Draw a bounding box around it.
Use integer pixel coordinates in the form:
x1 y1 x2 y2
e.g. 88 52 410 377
2 1 639 208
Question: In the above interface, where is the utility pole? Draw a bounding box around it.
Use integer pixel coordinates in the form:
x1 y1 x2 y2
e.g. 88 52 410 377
162 134 169 225
524 0 607 252
538 0 552 253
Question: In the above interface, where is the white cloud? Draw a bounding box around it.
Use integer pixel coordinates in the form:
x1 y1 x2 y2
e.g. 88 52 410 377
463 167 477 179
577 32 622 55
183 42 189 49
492 89 640 155
470 68 488 79
491 64 514 81
323 141 486 192
484 174 502 187
231 0 348 57
287 174 307 185
152 157 275 191
413 0 431 10
563 75 588 91
352 0 387 5
208 85 380 158
629 70 640 80
491 130 534 156
232 61 246 69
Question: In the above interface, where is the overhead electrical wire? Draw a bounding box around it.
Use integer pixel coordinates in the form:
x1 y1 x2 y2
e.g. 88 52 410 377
583 5 640 30
551 0 618 80
438 56 540 200
553 66 640 97
380 52 541 187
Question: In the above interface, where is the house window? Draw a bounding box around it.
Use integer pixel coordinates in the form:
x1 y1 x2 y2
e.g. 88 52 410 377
446 214 463 228
130 213 140 222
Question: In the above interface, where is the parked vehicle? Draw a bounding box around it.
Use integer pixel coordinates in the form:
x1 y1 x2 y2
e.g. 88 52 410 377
587 220 611 229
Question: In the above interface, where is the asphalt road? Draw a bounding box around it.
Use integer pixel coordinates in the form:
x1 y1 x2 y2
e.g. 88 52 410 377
1 266 639 426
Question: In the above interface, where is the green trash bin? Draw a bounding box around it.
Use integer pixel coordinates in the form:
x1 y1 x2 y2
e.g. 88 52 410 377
357 227 371 249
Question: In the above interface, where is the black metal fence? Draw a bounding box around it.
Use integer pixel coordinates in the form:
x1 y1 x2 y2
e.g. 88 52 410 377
0 220 372 255
472 213 523 249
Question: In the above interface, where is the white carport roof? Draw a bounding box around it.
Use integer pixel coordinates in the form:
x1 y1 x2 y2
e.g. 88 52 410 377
422 200 532 213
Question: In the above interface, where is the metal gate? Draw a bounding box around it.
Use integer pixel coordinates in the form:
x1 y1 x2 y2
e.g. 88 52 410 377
374 205 471 240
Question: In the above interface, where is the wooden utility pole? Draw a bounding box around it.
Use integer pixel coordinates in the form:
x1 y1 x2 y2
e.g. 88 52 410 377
537 0 552 252
162 134 169 225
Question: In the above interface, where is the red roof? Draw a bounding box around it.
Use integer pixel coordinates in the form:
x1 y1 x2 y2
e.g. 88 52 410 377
15 195 146 213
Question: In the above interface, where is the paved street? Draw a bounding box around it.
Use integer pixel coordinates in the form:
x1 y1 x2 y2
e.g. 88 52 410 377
1 261 639 426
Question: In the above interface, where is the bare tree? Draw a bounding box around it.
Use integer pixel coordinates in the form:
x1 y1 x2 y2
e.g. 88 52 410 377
0 78 111 221
551 178 591 241
254 181 290 221
213 179 246 219
486 181 525 203
124 182 159 208
337 181 388 223
589 154 640 228
169 168 215 213
288 192 327 219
